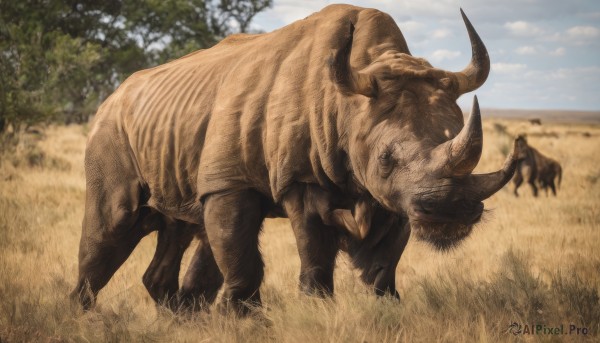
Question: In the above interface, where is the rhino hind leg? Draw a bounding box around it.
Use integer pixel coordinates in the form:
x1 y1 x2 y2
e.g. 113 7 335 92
549 179 557 196
542 182 550 196
282 184 339 297
140 213 223 313
203 189 266 316
141 214 195 310
176 230 224 312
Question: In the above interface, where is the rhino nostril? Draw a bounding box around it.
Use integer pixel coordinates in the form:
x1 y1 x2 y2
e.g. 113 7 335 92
476 202 484 212
463 202 484 224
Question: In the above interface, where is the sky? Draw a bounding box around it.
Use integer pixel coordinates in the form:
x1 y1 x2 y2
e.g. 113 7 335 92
250 0 600 111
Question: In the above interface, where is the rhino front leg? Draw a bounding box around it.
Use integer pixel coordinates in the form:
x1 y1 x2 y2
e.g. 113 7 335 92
203 189 266 316
528 179 539 197
345 212 410 299
71 137 150 309
72 210 147 309
512 170 523 197
371 222 410 298
282 184 339 296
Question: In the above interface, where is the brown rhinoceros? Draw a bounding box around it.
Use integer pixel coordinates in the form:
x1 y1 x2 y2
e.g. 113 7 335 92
512 135 562 197
72 4 519 314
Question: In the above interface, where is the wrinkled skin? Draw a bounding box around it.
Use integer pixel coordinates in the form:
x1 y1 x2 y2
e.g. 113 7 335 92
513 135 562 197
72 4 519 314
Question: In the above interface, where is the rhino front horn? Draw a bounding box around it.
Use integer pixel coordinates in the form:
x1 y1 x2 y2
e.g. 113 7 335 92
452 9 490 95
468 139 520 201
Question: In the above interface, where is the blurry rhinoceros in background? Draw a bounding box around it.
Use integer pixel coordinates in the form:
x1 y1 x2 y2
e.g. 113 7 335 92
513 135 562 197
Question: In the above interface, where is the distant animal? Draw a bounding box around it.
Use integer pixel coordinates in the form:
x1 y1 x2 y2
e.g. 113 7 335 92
529 118 542 125
513 135 562 197
72 4 519 315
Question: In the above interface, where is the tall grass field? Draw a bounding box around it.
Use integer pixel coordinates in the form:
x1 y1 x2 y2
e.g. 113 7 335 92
1 117 599 342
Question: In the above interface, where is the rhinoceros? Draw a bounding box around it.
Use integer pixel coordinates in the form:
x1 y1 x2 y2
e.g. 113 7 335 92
72 4 519 314
512 135 562 197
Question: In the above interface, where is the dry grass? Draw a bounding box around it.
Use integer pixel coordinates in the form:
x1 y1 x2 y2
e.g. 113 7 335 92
1 119 599 342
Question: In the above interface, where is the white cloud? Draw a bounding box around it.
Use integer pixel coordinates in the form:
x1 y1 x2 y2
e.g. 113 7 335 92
492 63 527 74
550 47 565 56
546 69 569 80
432 28 452 39
398 20 426 34
516 46 537 55
251 0 327 31
543 26 600 45
268 2 323 24
504 21 544 37
566 26 600 39
523 66 600 84
545 66 600 81
377 0 456 19
251 1 600 110
430 49 461 62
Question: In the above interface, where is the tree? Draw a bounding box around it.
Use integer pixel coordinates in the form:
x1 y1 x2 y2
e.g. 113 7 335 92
211 0 272 34
0 0 272 133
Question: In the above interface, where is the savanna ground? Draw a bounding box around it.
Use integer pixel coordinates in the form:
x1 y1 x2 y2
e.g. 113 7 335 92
1 116 599 342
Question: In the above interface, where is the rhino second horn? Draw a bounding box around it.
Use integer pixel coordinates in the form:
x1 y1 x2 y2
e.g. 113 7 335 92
449 95 483 176
468 139 520 201
432 95 483 176
452 9 490 95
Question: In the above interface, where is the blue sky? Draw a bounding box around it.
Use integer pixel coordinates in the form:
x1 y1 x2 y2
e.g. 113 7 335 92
251 1 600 111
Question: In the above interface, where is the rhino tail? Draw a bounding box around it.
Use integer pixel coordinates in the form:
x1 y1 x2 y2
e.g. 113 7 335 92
557 164 562 189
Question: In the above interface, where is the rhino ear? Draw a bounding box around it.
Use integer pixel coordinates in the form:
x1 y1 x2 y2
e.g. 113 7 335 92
330 23 378 98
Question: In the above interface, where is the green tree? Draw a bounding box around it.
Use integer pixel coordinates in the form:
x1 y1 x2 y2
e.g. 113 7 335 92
211 0 272 34
0 0 271 134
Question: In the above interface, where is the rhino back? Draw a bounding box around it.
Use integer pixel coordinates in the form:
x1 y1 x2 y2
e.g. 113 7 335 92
92 4 409 220
195 5 401 201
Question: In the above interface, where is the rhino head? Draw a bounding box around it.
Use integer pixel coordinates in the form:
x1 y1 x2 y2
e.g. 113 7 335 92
333 10 518 250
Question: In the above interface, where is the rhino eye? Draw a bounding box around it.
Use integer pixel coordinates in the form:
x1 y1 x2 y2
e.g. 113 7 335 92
379 150 391 163
378 150 394 176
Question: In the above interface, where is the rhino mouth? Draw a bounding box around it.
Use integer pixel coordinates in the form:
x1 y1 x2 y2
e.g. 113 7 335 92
411 201 484 224
409 202 484 251
412 222 474 251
